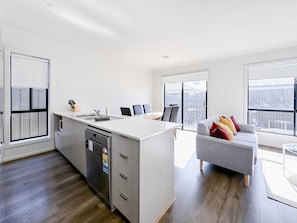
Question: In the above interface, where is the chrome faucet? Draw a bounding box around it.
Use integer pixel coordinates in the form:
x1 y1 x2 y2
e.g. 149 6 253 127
93 109 100 116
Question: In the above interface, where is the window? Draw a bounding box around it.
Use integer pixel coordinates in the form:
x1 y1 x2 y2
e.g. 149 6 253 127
164 79 207 131
247 59 297 135
10 53 49 142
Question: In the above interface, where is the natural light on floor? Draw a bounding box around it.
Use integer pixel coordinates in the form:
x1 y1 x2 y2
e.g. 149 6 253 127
174 130 196 168
174 129 297 208
259 148 297 208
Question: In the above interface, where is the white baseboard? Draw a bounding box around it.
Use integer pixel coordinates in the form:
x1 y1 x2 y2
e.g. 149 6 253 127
1 147 55 163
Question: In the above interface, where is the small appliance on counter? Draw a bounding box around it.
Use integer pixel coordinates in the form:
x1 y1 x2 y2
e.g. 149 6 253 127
68 99 79 112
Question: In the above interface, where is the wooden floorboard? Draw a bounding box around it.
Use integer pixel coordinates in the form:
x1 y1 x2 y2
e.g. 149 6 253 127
1 145 297 222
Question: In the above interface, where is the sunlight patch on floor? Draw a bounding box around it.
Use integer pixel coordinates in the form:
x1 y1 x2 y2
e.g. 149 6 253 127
174 130 196 168
259 147 297 208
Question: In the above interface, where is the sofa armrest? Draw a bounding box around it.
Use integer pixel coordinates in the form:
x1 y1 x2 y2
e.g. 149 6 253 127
238 123 255 133
196 134 255 175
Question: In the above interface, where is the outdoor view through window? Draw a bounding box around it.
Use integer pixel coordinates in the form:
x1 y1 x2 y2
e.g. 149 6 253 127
164 81 207 131
248 77 295 135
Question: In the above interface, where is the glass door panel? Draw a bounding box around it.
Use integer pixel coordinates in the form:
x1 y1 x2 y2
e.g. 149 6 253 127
164 81 207 131
183 81 207 131
164 83 182 123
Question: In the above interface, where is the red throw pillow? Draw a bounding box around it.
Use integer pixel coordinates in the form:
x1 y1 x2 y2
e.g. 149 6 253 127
230 115 240 132
210 122 230 140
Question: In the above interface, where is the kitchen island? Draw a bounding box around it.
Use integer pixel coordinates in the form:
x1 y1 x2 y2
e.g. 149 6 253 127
54 112 180 223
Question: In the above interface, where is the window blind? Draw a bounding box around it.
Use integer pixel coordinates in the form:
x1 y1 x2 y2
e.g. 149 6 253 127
11 53 49 88
161 71 209 84
248 58 297 80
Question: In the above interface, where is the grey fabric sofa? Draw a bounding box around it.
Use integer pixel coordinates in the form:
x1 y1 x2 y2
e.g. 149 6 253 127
196 115 258 187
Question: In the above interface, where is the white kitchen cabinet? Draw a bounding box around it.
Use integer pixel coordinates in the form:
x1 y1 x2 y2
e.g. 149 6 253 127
54 112 178 222
112 130 175 223
54 116 87 177
70 119 87 176
112 134 139 222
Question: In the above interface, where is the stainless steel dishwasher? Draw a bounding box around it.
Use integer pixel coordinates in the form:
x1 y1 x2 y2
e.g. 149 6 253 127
85 126 114 211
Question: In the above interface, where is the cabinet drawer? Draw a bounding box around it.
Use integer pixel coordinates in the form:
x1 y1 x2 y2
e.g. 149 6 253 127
112 150 139 182
112 134 139 161
112 186 138 223
112 169 138 205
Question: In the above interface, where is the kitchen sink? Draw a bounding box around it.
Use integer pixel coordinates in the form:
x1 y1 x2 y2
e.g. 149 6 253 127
79 115 96 120
73 113 96 118
79 115 121 122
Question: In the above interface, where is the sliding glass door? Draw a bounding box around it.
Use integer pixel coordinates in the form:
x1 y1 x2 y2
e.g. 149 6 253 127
164 80 207 131
183 81 207 131
164 83 182 123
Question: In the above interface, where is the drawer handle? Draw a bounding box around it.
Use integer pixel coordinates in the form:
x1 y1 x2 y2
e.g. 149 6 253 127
119 153 128 159
119 172 128 180
120 192 128 201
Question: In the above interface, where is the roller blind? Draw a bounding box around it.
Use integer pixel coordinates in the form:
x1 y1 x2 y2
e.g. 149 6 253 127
161 71 209 83
248 58 297 80
11 53 49 88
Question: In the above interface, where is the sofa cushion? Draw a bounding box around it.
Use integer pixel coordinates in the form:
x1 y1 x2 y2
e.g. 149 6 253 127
197 115 220 135
210 122 231 140
220 116 237 135
234 132 258 144
230 115 240 131
216 121 234 141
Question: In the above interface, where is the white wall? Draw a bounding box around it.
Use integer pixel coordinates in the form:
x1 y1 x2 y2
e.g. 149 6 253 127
53 48 153 115
1 29 153 161
153 45 297 149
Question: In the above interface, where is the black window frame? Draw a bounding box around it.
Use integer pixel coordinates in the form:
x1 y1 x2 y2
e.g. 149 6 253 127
247 77 296 136
10 53 50 142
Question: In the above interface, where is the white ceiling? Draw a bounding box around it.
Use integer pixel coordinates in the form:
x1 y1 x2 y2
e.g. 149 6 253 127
1 0 297 71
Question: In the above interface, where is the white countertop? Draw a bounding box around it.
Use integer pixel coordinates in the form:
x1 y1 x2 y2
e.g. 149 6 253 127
54 112 180 141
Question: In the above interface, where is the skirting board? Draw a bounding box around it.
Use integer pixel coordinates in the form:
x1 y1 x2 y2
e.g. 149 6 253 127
1 147 55 163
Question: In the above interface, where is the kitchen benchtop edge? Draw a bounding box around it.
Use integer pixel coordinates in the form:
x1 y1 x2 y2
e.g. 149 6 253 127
54 112 180 141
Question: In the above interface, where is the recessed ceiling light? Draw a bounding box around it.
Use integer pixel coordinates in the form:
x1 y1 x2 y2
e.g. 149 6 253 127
162 56 169 59
43 0 52 7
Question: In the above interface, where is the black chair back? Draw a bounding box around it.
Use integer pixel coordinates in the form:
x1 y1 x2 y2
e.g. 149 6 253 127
133 105 143 115
143 104 151 113
120 107 132 116
169 106 179 122
161 106 172 121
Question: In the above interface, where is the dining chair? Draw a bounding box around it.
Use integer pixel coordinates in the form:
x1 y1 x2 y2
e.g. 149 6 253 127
132 104 143 115
169 106 179 139
169 106 179 123
161 106 172 121
120 107 132 116
143 104 151 113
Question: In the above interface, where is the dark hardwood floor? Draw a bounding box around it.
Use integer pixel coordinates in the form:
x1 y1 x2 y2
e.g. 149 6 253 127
0 151 128 223
1 147 297 223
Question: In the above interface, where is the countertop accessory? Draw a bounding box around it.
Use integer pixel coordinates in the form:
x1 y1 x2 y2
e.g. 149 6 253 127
68 99 79 112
